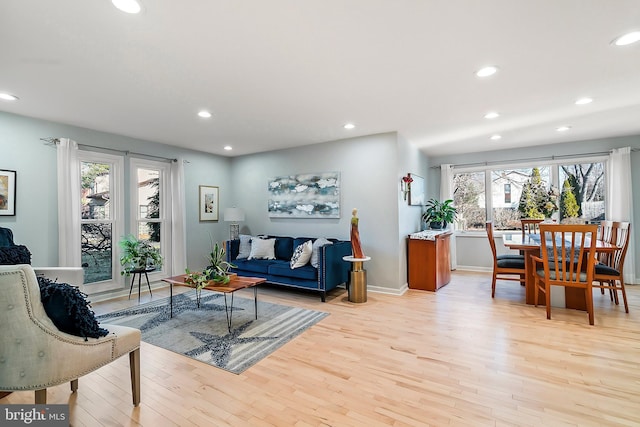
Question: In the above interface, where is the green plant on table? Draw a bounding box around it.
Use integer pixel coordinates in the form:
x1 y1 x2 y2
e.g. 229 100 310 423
206 241 236 285
421 198 457 230
118 234 164 276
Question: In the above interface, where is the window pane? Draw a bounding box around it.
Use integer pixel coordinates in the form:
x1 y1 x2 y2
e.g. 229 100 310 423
492 167 550 230
453 172 486 231
138 221 161 246
138 169 160 220
81 162 111 220
81 223 112 283
559 162 605 222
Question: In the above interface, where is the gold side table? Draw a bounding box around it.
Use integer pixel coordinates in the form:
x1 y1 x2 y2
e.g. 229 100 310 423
343 255 371 303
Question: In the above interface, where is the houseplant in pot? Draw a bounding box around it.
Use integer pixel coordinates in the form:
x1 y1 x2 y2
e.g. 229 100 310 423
119 234 164 276
421 198 457 230
205 241 236 285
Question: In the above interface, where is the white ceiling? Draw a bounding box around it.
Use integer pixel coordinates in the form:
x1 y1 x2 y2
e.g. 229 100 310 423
1 0 639 157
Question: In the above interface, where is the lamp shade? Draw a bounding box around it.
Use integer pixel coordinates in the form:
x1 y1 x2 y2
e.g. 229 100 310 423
224 207 245 222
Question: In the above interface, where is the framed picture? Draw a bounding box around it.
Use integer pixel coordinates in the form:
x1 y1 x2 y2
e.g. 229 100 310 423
408 173 425 206
267 171 340 218
199 185 219 221
0 169 16 216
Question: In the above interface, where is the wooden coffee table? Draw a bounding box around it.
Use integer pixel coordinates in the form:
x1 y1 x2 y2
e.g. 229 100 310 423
162 274 266 332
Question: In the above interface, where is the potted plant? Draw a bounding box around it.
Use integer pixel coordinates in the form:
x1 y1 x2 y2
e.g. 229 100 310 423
118 234 164 276
205 241 236 284
421 198 457 230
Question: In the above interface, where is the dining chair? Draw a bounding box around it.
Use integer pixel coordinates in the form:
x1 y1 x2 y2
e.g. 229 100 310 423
532 224 598 325
593 221 631 313
521 218 544 238
596 220 616 295
486 221 526 298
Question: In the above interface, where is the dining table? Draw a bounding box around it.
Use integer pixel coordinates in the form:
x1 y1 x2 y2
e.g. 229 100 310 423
502 232 617 310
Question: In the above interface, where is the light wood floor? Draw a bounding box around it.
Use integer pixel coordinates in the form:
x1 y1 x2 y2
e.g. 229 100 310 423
3 271 640 426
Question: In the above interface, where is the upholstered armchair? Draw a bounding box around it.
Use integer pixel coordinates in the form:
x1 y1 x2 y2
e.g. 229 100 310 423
0 264 141 405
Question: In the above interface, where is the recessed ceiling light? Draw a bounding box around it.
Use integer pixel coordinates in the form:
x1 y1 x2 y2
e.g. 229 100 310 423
344 123 355 129
490 134 502 140
223 145 232 151
198 111 212 118
575 97 593 105
476 66 498 77
484 111 500 119
0 93 18 101
556 126 572 132
612 31 640 46
112 0 142 14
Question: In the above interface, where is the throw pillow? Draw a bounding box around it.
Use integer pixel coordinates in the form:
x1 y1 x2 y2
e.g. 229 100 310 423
248 237 276 260
290 240 313 269
237 234 252 259
311 238 333 268
37 276 109 340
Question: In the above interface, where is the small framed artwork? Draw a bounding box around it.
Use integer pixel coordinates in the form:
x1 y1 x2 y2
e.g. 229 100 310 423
408 173 425 206
199 185 219 221
0 169 16 216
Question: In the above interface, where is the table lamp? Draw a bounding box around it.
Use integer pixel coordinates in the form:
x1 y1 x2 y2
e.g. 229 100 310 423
224 207 245 240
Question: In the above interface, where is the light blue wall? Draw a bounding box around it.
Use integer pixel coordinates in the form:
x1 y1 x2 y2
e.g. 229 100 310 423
0 111 231 272
229 132 405 292
427 135 640 281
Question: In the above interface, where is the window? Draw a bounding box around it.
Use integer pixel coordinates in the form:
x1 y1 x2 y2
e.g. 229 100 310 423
130 159 171 276
453 171 486 231
78 152 124 292
452 160 606 232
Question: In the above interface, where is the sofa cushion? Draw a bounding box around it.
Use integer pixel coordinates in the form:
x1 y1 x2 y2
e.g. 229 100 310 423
290 240 312 269
37 276 108 340
311 238 333 268
233 258 274 274
274 237 294 260
269 261 317 281
248 237 276 260
237 234 252 259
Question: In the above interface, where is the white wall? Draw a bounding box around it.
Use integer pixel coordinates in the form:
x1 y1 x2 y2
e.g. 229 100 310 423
229 132 408 292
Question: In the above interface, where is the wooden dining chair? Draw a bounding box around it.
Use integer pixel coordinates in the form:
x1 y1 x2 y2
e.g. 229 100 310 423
596 220 616 295
521 218 544 238
593 221 631 313
486 221 526 298
532 224 598 325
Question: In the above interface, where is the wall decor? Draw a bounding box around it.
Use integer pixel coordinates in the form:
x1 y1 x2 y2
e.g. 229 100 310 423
408 173 425 206
268 172 340 218
199 185 219 221
0 169 16 216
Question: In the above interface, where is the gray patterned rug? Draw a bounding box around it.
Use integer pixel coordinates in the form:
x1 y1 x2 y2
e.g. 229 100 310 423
97 292 329 374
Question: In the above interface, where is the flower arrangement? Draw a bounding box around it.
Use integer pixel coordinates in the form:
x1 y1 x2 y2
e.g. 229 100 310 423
401 174 413 200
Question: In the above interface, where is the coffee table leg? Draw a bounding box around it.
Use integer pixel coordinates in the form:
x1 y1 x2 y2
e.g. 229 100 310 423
254 286 258 320
223 293 234 333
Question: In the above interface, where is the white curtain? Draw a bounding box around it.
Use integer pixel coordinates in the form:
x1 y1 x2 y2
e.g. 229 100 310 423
440 164 457 269
606 147 635 284
170 158 187 275
56 138 81 267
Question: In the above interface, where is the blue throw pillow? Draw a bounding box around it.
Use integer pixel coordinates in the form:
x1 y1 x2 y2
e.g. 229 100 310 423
0 245 32 265
37 276 108 340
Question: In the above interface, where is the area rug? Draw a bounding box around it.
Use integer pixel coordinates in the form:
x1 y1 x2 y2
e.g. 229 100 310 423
96 292 329 374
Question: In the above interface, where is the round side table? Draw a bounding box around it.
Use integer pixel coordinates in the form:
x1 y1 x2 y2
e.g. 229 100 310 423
342 255 371 303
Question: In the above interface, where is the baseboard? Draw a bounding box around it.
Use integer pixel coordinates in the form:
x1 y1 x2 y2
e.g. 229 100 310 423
455 265 492 273
367 283 408 296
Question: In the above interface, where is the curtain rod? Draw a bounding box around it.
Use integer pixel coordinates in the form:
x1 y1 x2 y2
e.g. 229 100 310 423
431 148 638 169
41 137 177 162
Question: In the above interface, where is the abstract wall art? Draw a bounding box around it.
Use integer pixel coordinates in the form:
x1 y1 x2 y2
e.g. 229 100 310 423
268 172 340 218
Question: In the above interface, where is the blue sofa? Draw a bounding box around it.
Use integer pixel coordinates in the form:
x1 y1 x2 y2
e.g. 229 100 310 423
226 236 351 301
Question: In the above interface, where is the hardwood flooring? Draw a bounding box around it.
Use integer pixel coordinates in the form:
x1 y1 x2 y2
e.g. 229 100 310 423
3 271 640 426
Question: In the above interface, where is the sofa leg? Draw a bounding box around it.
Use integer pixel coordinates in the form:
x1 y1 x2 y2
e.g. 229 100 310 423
321 291 326 302
70 379 78 392
130 348 141 406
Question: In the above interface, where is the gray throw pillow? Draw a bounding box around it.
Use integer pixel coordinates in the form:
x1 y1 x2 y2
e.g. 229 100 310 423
311 238 333 268
237 234 252 259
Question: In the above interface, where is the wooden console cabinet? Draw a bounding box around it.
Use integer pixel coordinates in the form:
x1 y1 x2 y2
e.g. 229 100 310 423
407 232 451 291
